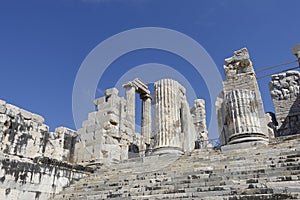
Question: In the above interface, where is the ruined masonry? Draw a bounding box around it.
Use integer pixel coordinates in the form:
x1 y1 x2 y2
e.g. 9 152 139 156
0 100 89 199
269 71 300 137
216 48 269 146
1 46 300 200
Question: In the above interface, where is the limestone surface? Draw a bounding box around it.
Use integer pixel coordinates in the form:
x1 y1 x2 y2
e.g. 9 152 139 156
269 71 300 136
152 79 206 154
52 134 300 200
0 100 88 200
216 48 269 145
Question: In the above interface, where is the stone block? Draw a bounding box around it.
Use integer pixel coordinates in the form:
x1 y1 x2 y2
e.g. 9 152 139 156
96 113 119 126
103 143 121 160
221 141 267 151
6 103 20 117
104 88 119 97
0 114 8 123
82 119 92 127
39 124 49 132
97 101 120 111
94 96 106 107
86 124 101 133
92 144 102 158
0 99 6 105
81 133 94 142
97 107 120 116
88 111 97 121
20 108 32 120
0 105 6 114
32 113 45 124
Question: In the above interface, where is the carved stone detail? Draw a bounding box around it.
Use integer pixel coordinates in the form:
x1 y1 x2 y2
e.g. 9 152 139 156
217 48 269 146
269 71 300 136
224 48 254 79
270 71 300 100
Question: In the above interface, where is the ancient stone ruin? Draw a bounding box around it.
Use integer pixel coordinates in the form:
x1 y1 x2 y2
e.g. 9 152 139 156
216 48 269 146
0 47 300 199
269 71 300 137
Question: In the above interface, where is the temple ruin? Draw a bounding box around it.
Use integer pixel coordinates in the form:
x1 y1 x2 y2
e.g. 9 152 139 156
0 47 300 199
216 48 269 146
269 71 300 137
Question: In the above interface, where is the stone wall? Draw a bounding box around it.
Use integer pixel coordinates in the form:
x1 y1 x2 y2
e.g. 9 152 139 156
269 71 300 136
0 100 77 162
74 88 143 166
0 99 90 200
0 156 88 200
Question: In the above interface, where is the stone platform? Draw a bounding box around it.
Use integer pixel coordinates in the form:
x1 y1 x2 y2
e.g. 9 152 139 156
52 134 300 200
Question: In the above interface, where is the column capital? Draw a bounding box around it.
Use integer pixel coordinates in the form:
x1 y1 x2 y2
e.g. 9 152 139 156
140 93 152 100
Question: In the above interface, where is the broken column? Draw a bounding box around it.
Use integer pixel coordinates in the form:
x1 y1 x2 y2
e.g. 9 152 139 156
269 71 300 136
224 89 264 144
191 99 208 148
216 48 269 145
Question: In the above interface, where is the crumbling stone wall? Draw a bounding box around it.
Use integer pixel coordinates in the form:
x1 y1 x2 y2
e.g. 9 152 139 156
0 100 77 162
0 99 89 200
74 88 143 165
269 71 300 136
0 156 88 200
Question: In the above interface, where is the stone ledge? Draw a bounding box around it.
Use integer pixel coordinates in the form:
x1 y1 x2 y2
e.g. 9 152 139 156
221 141 268 152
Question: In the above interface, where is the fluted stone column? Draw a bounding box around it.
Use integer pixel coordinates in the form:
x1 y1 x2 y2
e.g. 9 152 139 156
224 89 267 144
217 48 269 147
141 94 151 145
123 83 136 131
153 79 183 154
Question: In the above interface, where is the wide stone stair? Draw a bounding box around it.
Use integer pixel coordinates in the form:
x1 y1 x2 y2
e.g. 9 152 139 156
52 136 300 199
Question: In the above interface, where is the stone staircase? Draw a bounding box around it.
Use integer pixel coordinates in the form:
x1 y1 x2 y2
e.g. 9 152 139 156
52 136 300 200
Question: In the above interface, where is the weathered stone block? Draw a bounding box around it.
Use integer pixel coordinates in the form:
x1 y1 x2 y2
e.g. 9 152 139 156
31 113 44 124
0 105 6 114
20 108 32 120
6 104 20 117
0 99 6 105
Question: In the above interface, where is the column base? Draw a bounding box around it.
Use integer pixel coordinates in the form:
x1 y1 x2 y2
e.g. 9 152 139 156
151 146 183 156
228 133 269 144
221 140 268 151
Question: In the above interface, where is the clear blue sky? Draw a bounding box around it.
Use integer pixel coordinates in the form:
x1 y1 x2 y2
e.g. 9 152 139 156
1 0 300 139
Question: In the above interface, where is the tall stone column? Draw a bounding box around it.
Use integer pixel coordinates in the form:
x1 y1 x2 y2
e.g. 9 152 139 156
123 82 136 131
153 79 183 154
141 94 151 145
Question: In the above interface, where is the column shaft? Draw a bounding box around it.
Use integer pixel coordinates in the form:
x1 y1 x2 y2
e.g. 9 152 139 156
141 95 151 144
125 86 136 130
